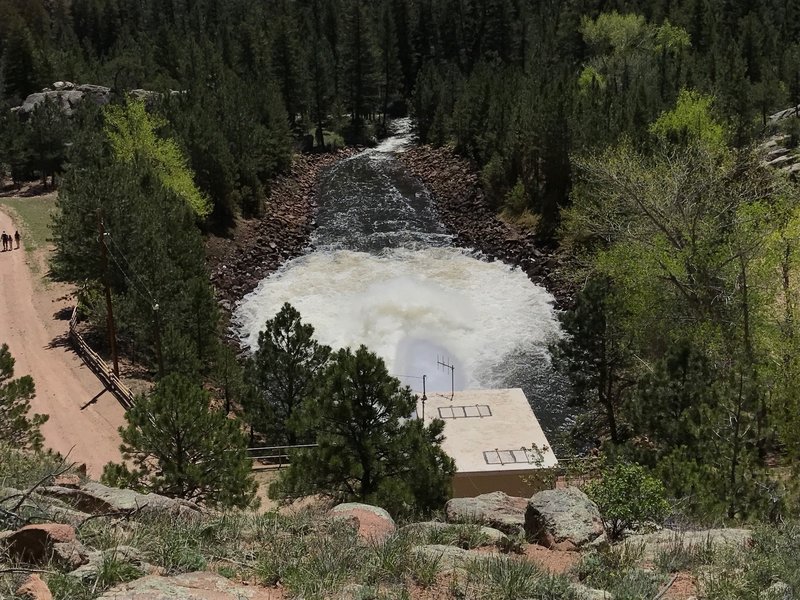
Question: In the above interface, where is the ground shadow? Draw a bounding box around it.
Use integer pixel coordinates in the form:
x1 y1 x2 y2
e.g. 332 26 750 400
47 332 73 350
53 306 73 321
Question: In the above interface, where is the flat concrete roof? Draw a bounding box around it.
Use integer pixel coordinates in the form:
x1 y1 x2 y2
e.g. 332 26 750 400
415 388 558 474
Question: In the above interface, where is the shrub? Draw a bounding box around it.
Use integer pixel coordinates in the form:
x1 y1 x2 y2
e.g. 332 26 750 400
574 546 661 599
584 461 670 539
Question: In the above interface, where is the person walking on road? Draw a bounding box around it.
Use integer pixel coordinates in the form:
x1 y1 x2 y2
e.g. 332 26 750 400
1 231 7 251
14 231 20 249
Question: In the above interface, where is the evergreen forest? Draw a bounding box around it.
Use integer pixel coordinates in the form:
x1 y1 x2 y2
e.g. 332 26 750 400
1 0 800 525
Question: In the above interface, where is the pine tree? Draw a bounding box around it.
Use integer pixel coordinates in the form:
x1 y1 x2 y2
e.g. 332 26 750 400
551 276 635 445
24 95 73 187
377 0 402 126
0 343 48 452
271 14 308 125
244 303 330 445
341 0 379 135
102 373 256 508
269 345 455 516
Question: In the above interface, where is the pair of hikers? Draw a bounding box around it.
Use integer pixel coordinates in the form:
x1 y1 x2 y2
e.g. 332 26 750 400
1 230 20 251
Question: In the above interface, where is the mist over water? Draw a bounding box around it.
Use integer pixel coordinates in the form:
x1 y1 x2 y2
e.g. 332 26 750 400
235 119 571 435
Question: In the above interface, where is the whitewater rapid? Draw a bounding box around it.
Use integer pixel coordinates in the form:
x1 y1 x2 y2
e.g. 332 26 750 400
235 247 560 393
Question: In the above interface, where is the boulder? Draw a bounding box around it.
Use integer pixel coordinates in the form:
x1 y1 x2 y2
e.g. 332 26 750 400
330 503 396 543
40 482 201 520
574 583 611 600
412 544 505 571
47 505 93 528
412 544 471 570
4 524 89 568
53 474 82 489
445 492 527 534
16 574 53 600
760 581 794 600
624 528 753 560
69 545 156 581
525 487 604 551
1 486 92 528
98 571 279 599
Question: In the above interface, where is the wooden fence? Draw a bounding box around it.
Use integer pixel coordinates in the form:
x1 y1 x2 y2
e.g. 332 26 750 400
69 304 136 410
69 306 322 471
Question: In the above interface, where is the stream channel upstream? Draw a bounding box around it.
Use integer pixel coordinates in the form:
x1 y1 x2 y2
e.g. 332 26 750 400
234 119 570 437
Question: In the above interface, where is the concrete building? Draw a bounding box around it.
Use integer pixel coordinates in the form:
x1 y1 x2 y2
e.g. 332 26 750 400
415 388 558 498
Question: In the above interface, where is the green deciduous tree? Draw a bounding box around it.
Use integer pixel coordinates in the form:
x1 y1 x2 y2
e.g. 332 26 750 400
102 373 256 509
584 461 670 540
0 343 48 452
562 92 800 519
105 100 210 218
270 345 455 516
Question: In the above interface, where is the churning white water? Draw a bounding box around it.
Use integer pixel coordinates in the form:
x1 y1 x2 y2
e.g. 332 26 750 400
236 247 560 393
234 119 569 432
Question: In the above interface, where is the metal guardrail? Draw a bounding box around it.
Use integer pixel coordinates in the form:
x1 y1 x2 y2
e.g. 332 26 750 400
247 444 318 470
69 304 314 471
69 304 136 410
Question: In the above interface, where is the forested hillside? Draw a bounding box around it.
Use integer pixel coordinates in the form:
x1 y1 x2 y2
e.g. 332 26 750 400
1 0 800 527
1 0 798 232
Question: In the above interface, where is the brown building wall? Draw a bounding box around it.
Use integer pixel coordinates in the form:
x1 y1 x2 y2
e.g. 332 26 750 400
452 470 556 498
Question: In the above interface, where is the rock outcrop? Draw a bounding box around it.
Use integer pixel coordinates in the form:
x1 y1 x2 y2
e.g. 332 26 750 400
12 82 177 118
330 502 396 543
445 491 528 534
98 571 280 599
39 481 201 520
624 528 753 560
4 523 88 569
524 487 604 551
762 105 800 180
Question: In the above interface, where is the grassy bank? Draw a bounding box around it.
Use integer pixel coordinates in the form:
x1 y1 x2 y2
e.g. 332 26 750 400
0 193 57 252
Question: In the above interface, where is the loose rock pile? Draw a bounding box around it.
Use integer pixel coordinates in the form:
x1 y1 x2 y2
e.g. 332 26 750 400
207 150 359 316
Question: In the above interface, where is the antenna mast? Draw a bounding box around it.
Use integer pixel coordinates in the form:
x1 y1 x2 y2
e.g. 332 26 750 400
437 356 455 400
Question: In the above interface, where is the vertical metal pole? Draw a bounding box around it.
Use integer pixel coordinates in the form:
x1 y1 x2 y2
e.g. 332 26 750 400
153 303 164 378
421 374 427 420
98 209 119 376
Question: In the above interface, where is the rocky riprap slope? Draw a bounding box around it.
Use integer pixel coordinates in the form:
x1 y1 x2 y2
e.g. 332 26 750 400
206 149 358 316
398 145 573 308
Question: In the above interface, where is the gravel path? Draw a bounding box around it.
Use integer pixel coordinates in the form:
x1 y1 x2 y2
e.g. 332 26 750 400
0 208 124 476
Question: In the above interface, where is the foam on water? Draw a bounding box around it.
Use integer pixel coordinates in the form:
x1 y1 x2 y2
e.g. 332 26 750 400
235 247 560 393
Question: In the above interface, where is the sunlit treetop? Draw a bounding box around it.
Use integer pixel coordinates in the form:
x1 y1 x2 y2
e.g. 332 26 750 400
104 100 210 218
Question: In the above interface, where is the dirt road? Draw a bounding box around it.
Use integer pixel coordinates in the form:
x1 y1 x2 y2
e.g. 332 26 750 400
0 209 124 476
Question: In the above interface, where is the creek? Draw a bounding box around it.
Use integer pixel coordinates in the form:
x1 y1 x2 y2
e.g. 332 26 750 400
234 119 571 436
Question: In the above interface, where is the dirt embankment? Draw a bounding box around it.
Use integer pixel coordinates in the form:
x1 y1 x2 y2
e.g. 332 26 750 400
206 150 358 316
398 145 573 308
